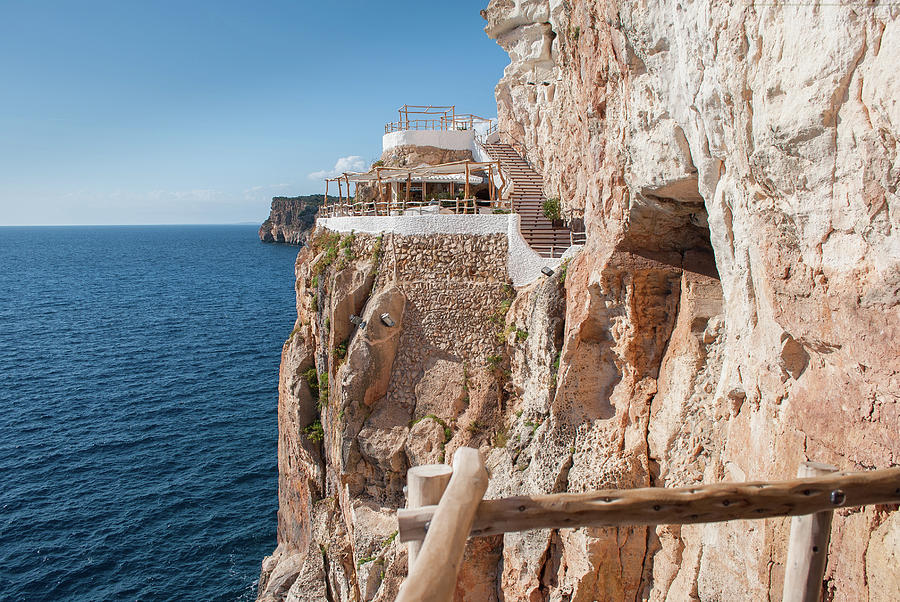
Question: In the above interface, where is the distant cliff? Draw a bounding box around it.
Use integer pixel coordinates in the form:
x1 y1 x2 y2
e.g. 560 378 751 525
259 196 325 244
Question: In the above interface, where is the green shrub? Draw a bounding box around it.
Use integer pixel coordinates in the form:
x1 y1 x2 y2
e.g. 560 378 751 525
542 197 561 221
516 328 528 342
486 354 502 369
318 372 329 409
305 367 319 399
333 339 348 360
303 420 324 443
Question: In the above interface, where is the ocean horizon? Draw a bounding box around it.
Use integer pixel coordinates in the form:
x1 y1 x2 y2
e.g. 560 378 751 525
0 225 299 600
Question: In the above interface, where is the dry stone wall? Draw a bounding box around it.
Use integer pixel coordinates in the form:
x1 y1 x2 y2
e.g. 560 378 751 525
258 228 519 602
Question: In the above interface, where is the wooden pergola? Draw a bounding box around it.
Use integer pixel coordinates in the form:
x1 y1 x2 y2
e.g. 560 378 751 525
322 160 508 217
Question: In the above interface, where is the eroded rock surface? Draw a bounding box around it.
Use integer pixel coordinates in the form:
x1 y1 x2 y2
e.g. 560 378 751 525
259 196 324 244
259 2 898 600
481 0 899 599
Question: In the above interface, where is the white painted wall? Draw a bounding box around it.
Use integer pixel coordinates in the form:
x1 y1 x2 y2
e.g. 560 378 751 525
316 214 571 287
382 129 475 153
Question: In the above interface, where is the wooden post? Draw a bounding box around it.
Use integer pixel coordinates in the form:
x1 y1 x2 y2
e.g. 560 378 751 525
422 180 427 204
464 162 470 200
406 173 411 211
346 175 352 215
397 448 488 602
783 462 839 602
376 169 384 216
488 168 495 208
405 464 453 570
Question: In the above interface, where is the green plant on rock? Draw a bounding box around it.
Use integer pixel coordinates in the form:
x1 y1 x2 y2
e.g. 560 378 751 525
303 420 324 443
317 372 329 409
333 339 348 360
542 197 562 221
409 414 452 442
313 232 341 275
382 531 398 548
559 258 570 285
516 328 528 342
493 428 508 448
371 233 383 266
305 367 320 399
489 298 512 325
467 420 488 435
486 354 502 369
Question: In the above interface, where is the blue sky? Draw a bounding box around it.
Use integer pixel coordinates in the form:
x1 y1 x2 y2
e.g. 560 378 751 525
0 1 508 225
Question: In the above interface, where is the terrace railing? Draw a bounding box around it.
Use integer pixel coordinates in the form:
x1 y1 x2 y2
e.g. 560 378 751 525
384 104 495 135
395 448 900 602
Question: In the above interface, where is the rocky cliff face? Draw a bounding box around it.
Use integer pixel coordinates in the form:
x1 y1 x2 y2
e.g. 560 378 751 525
257 2 898 600
259 196 324 244
481 0 898 600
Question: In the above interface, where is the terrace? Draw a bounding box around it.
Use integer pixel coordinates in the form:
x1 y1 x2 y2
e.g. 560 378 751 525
321 160 508 218
316 104 579 264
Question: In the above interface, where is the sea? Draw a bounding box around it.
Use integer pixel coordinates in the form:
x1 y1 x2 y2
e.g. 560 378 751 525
0 225 300 601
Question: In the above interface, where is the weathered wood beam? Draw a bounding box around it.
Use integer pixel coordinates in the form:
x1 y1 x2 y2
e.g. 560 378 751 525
783 462 838 602
398 467 900 542
405 464 452 570
397 448 488 602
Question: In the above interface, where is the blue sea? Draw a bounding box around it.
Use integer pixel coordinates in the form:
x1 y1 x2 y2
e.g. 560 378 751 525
0 225 300 601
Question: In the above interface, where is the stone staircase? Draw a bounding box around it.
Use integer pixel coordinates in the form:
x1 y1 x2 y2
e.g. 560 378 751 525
482 143 571 258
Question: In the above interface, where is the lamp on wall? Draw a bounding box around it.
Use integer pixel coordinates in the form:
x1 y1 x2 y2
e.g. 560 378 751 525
350 315 366 328
380 313 395 327
541 267 554 277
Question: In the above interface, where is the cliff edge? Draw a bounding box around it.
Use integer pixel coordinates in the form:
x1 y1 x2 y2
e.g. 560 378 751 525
259 196 324 245
257 1 898 600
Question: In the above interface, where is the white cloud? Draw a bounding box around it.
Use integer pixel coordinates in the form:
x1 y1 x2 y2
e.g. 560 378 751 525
308 155 367 180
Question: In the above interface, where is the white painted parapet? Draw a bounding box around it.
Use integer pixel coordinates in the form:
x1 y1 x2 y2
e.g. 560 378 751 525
382 130 475 153
316 214 572 287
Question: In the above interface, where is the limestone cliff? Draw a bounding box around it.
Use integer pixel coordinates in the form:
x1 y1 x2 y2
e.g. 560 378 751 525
481 0 898 600
257 2 898 600
259 196 324 244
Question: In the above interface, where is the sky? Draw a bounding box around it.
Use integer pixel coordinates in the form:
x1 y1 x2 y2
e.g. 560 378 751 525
0 1 509 225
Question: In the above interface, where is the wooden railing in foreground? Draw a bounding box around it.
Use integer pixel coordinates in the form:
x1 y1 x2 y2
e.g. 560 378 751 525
395 448 900 602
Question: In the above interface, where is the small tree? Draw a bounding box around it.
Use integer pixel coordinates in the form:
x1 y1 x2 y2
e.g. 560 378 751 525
542 197 561 221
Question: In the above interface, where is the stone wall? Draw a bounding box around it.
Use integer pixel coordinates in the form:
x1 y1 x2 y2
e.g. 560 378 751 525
257 228 520 602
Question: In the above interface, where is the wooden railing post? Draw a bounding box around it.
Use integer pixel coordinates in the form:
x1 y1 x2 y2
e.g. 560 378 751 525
405 464 452 570
397 448 488 602
783 461 838 602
